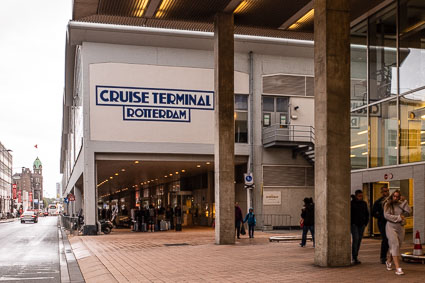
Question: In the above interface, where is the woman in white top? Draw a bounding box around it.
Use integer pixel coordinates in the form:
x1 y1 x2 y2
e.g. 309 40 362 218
383 189 411 275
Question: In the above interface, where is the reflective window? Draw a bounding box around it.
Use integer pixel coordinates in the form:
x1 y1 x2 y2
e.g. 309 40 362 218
351 109 368 169
351 21 368 109
262 96 274 112
235 95 248 110
369 6 397 102
369 99 398 167
400 96 425 163
276 97 289 112
235 111 248 143
399 0 425 97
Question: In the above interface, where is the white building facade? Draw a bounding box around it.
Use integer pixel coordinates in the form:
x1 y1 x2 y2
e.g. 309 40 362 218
61 22 315 234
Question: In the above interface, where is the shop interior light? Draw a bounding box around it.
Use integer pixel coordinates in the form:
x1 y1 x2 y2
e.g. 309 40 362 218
133 0 149 17
121 169 126 172
164 175 167 178
361 152 368 155
175 172 179 174
134 161 140 164
421 115 425 120
288 9 314 31
169 173 173 176
421 141 425 145
234 0 248 14
115 173 119 176
350 144 366 149
181 170 185 173
110 176 113 179
196 165 201 168
357 130 368 135
155 0 172 18
206 162 211 165
350 154 356 158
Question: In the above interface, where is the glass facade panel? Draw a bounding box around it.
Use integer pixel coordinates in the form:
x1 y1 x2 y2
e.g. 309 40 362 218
351 21 368 109
351 108 368 169
369 99 398 167
369 6 397 102
399 0 425 97
400 96 425 163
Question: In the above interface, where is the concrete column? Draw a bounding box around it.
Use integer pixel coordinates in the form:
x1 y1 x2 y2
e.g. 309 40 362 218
314 0 351 266
74 185 83 215
83 150 97 235
214 12 235 245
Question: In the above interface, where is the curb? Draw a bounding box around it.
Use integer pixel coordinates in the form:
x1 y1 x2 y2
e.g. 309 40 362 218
59 226 85 283
0 218 18 224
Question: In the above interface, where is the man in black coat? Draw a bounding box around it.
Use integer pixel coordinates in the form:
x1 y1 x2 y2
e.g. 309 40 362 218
351 190 369 264
235 202 243 239
372 185 390 264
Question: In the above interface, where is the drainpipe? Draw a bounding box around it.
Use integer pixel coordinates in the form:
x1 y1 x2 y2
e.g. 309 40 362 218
247 51 254 212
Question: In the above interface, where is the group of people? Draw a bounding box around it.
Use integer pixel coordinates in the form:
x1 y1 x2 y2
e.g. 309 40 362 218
299 187 410 276
131 204 182 232
351 186 411 275
235 202 256 239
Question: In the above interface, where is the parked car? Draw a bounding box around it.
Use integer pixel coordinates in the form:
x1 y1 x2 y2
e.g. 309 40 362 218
43 211 49 216
20 210 38 223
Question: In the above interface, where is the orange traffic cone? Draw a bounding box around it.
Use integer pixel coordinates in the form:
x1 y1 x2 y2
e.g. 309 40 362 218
413 230 424 256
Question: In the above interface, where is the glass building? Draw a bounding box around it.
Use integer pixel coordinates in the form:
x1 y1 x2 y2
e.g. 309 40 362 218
351 0 425 235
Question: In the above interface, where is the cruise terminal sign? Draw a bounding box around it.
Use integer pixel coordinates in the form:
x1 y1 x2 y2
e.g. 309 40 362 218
96 86 214 122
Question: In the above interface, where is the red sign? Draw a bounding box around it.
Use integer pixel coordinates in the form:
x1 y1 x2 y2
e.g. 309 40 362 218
29 192 33 202
12 184 17 199
67 193 75 201
18 191 21 203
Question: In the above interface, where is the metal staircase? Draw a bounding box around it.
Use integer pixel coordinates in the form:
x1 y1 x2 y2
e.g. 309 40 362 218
262 124 315 166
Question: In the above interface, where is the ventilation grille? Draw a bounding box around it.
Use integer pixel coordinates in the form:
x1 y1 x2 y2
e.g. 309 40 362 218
263 74 314 96
263 165 314 187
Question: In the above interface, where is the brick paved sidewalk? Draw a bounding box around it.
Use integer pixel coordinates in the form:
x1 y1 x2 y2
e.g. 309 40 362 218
68 227 425 283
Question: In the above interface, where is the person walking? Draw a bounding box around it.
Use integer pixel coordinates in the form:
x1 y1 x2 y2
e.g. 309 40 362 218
235 202 243 239
372 185 390 264
351 189 369 264
384 190 411 275
300 197 315 247
243 208 256 238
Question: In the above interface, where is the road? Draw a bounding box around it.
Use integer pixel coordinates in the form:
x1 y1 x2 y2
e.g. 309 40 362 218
0 216 60 283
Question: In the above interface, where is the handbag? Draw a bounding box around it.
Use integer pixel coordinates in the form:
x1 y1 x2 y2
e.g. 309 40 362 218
241 223 246 235
300 218 304 228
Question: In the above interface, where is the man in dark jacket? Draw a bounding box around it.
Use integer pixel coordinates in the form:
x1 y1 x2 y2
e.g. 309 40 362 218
235 202 243 239
372 185 390 264
351 190 369 264
300 197 315 247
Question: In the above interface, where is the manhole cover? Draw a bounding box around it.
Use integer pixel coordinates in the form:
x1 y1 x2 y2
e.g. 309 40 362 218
164 243 189 247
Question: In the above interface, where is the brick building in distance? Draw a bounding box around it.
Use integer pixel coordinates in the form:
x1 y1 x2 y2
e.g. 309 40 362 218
12 157 43 211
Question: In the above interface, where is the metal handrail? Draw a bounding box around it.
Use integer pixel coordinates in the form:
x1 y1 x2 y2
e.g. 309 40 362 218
262 124 315 145
60 215 80 231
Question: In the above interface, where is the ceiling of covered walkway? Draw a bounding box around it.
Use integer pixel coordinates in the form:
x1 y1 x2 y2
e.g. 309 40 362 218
72 0 388 40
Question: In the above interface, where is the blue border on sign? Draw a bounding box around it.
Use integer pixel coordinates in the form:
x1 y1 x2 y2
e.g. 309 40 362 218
95 85 215 110
122 106 192 123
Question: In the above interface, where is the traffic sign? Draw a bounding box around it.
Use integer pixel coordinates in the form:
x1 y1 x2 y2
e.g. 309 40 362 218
244 173 254 186
67 193 75 201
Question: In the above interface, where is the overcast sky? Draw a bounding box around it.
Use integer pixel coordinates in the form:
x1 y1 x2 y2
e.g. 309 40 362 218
0 0 72 198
